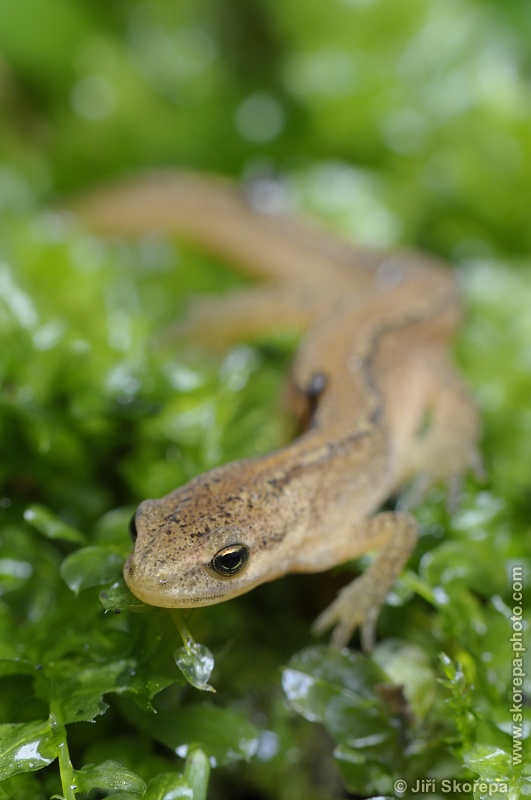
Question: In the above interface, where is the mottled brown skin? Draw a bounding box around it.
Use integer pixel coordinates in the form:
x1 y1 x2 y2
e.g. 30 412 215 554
74 172 481 648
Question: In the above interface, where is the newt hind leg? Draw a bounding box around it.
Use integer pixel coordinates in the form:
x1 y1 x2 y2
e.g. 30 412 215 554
168 285 325 350
397 357 483 508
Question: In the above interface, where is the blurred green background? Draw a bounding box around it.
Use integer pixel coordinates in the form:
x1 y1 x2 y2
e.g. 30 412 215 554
1 0 531 256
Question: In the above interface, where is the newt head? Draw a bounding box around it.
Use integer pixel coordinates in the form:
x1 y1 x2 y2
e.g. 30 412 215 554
123 460 302 608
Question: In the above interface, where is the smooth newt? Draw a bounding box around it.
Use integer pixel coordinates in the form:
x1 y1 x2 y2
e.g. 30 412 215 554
73 171 481 648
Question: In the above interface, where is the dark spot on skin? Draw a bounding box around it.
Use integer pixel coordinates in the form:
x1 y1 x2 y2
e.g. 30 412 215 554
369 404 384 425
140 541 156 558
305 371 328 422
307 371 327 398
267 476 290 492
259 527 287 550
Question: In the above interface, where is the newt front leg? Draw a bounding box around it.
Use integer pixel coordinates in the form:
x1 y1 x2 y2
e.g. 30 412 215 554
312 512 418 649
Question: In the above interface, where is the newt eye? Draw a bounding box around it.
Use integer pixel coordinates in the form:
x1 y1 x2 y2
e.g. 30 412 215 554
211 543 249 577
129 513 138 541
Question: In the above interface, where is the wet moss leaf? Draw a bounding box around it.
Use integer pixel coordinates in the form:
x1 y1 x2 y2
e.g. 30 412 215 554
0 720 58 779
73 760 146 795
0 658 37 679
282 646 407 796
142 773 192 800
463 743 530 799
23 504 86 544
95 794 143 800
282 645 391 723
140 750 210 800
98 792 141 800
420 539 507 596
38 659 137 724
464 744 521 783
0 776 36 800
99 579 147 613
145 704 259 767
60 546 124 594
182 749 210 800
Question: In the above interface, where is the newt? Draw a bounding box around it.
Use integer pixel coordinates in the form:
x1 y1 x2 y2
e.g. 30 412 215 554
73 171 481 648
